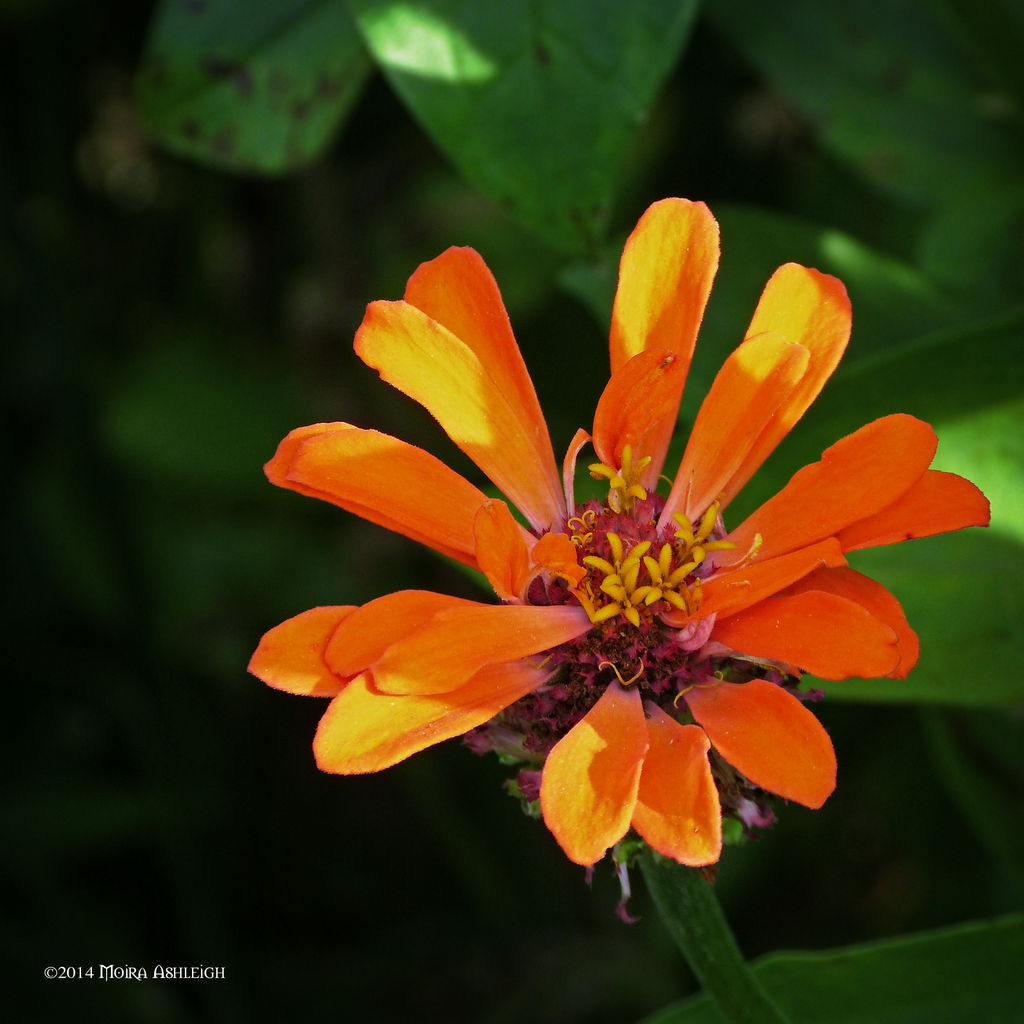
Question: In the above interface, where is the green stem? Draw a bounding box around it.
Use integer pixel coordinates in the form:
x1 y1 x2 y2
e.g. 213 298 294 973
639 851 791 1024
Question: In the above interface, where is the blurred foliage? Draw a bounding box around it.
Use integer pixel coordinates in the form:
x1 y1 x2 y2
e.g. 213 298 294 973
5 0 1023 1021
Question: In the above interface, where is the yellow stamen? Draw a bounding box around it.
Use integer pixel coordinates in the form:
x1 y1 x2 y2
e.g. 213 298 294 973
703 539 737 553
588 444 651 513
642 555 664 585
673 518 695 549
598 659 645 687
696 501 721 544
607 531 625 563
592 603 622 623
568 509 597 546
658 543 673 578
673 676 719 708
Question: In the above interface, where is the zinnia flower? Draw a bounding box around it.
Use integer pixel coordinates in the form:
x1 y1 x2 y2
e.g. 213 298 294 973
249 199 989 868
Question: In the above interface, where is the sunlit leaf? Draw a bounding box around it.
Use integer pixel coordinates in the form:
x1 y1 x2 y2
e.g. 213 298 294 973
350 0 698 253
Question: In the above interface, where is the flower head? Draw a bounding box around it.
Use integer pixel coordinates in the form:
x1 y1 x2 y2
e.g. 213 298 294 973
249 199 990 868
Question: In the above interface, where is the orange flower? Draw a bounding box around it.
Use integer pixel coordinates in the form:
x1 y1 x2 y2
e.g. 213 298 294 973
249 199 990 868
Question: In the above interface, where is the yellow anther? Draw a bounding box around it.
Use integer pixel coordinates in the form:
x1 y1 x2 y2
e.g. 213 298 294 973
667 561 698 585
592 603 623 623
621 559 642 592
696 500 722 544
583 555 617 575
571 586 597 619
662 590 688 611
658 543 673 578
703 539 737 553
598 659 645 687
672 512 695 546
642 555 664 584
606 531 625 563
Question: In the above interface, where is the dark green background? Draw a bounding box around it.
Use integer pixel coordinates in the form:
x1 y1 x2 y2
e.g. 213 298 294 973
6 1 1023 1021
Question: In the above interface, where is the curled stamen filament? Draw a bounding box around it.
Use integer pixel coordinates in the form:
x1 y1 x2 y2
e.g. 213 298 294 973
598 659 645 687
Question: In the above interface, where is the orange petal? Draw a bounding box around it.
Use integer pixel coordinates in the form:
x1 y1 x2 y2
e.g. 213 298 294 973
610 198 720 372
248 606 356 696
592 348 689 488
684 678 836 808
474 500 532 601
608 200 720 480
780 567 919 678
267 423 487 568
404 246 557 477
663 332 810 524
324 590 476 679
632 705 721 866
682 537 847 622
716 265 850 509
371 603 592 695
836 470 991 552
724 414 938 565
355 300 564 532
711 590 900 679
313 660 550 774
540 684 648 865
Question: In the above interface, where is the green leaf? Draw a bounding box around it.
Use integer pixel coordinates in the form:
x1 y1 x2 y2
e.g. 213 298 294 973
642 915 1024 1024
136 0 370 173
706 2 1024 297
350 0 698 254
925 709 1024 889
